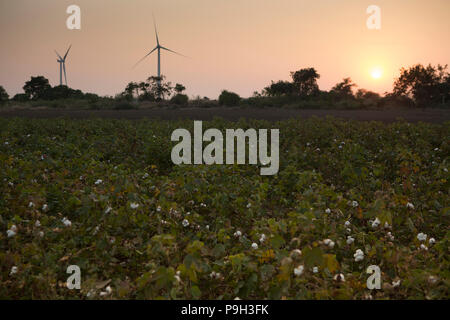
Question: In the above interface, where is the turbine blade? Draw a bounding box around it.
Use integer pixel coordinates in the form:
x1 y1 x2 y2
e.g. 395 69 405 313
160 46 188 58
63 63 67 86
55 50 63 60
132 47 158 69
63 45 72 60
153 14 160 46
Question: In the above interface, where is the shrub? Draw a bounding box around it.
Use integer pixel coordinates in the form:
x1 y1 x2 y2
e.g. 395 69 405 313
219 90 241 106
170 94 189 106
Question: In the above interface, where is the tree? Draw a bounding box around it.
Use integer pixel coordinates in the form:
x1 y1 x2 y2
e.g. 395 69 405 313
331 78 357 98
23 76 51 100
174 83 186 94
0 86 9 104
393 64 450 107
219 90 241 106
12 93 29 102
147 76 173 100
264 81 295 96
290 68 320 96
123 82 139 100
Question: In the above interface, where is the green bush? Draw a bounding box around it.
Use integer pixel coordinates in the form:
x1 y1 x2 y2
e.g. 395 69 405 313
170 94 189 106
219 90 241 106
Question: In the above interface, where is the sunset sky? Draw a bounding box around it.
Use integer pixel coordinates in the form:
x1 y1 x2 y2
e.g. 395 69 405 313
0 0 449 99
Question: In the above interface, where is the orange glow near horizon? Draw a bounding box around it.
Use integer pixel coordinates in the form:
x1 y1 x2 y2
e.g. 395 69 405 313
0 0 449 98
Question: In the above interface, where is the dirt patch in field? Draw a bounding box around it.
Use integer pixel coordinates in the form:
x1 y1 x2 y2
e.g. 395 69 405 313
0 107 449 123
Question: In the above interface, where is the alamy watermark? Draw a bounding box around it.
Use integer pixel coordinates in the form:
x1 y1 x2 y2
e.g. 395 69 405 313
171 121 279 176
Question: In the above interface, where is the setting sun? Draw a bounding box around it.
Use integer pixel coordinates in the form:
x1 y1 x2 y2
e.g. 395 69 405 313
371 68 383 79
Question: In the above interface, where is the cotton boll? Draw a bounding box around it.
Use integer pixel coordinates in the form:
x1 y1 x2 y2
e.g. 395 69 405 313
346 236 355 245
10 266 18 276
417 233 427 242
130 203 139 209
251 243 258 250
371 217 381 228
354 249 364 262
406 202 415 210
62 217 72 227
294 265 304 276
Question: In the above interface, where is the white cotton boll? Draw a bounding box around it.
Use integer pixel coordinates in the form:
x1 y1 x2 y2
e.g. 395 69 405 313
420 244 428 251
372 217 381 229
35 220 41 227
387 232 395 241
130 203 139 209
344 221 351 227
156 206 161 212
294 265 304 276
351 201 359 208
62 217 72 227
28 202 34 208
429 238 436 245
10 225 17 232
354 249 364 262
7 229 16 238
105 207 112 214
406 202 415 210
325 208 331 214
392 280 401 288
105 286 112 294
346 236 355 245
313 267 319 273
182 219 189 227
10 266 18 276
39 231 44 238
42 204 49 212
142 173 149 179
95 179 103 185
259 234 266 243
417 233 427 242
246 203 252 208
234 230 242 237
251 243 258 250
323 239 335 248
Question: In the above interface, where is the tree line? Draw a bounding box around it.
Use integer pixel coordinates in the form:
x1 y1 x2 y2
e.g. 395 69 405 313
1 63 449 108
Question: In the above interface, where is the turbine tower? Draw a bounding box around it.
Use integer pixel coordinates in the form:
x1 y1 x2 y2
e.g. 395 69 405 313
133 17 186 98
55 45 71 86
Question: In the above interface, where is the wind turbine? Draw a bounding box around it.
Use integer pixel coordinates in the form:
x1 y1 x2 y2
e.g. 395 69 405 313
133 17 186 97
55 45 71 86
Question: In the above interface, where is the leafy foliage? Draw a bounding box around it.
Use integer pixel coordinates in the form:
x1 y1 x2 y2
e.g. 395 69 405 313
0 118 448 299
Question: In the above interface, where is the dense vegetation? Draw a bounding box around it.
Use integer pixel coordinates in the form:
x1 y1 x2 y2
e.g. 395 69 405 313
1 117 448 299
1 63 449 110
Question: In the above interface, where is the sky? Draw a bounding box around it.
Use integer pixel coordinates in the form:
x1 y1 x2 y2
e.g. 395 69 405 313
0 0 449 99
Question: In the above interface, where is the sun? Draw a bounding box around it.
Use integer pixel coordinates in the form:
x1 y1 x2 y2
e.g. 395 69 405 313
371 67 383 79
